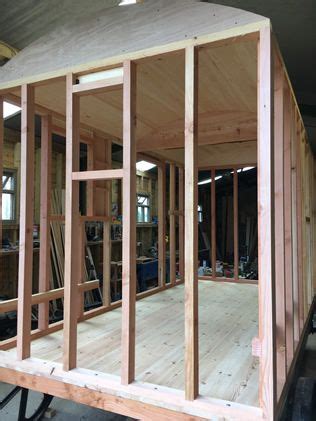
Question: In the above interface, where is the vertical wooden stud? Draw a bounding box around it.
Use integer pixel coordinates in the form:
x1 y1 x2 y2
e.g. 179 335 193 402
169 163 176 285
257 26 276 419
17 84 35 360
178 166 185 281
63 74 80 371
158 163 166 287
295 117 304 333
283 85 294 369
38 114 52 331
184 45 199 401
121 60 137 385
291 103 299 347
86 142 95 216
273 54 286 397
233 169 239 281
103 139 112 307
211 168 216 280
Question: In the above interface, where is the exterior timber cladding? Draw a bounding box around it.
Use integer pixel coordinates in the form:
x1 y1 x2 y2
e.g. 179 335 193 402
0 1 315 420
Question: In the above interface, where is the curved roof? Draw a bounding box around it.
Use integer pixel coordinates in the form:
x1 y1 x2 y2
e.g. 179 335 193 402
0 0 268 90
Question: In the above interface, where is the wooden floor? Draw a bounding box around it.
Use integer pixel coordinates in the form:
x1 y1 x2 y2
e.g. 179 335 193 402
9 281 259 406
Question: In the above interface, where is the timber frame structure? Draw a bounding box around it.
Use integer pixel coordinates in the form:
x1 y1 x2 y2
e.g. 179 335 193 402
0 1 315 420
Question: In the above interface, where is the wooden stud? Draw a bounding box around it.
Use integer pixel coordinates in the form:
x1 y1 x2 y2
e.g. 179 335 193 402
211 168 216 280
17 84 35 360
295 115 304 333
103 139 112 307
158 163 166 287
77 219 85 319
273 55 286 397
290 102 299 347
86 142 95 216
178 166 185 282
63 74 80 371
38 114 52 331
283 85 294 369
257 26 276 419
184 45 199 401
169 163 176 285
233 169 239 281
121 60 137 385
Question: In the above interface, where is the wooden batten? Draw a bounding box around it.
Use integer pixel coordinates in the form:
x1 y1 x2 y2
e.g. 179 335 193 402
63 74 80 371
158 163 166 287
38 114 52 331
17 84 35 360
169 163 176 285
121 60 137 385
257 25 276 419
184 45 199 401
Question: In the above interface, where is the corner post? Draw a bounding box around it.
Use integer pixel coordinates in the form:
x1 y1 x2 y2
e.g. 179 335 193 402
184 45 199 401
63 73 80 370
38 114 52 331
17 84 35 360
121 60 137 385
257 25 276 419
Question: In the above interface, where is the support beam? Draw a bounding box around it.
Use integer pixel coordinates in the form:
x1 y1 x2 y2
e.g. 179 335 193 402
211 168 216 280
169 163 176 285
63 74 80 371
184 45 199 401
17 84 35 360
273 55 286 398
233 169 239 281
38 114 52 331
121 60 137 385
178 167 184 282
257 25 276 419
158 163 166 287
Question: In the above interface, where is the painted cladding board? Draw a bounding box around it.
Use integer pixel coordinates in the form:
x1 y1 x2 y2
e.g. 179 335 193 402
0 0 268 89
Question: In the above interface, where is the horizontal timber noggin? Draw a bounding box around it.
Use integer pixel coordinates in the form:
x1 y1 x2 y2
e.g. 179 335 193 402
0 1 314 420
